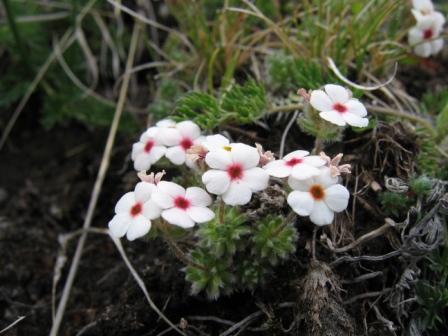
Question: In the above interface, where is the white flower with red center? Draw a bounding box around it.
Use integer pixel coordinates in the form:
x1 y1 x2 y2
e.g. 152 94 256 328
160 120 203 165
108 182 161 241
310 84 369 128
408 14 445 58
287 168 349 226
131 127 166 172
263 150 325 180
202 143 269 205
152 181 215 228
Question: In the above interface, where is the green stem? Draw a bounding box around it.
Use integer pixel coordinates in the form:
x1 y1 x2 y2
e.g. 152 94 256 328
2 0 30 71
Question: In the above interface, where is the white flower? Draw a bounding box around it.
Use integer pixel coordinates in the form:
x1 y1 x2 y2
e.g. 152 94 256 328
202 143 269 205
160 120 203 165
408 14 445 58
152 181 215 228
287 168 349 226
108 182 161 241
131 127 166 171
263 150 325 180
310 84 369 128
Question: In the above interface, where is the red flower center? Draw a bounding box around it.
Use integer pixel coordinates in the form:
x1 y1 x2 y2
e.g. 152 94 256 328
423 28 433 40
285 157 302 167
180 138 193 151
227 163 244 180
130 203 142 217
174 196 190 210
144 140 154 153
309 185 325 200
333 103 347 114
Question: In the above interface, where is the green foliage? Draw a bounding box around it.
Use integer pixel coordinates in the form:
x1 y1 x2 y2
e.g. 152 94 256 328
196 207 249 257
297 107 342 141
409 176 433 198
185 207 298 299
186 248 235 299
417 247 448 332
416 129 443 178
266 52 340 93
174 80 266 129
379 191 412 218
148 78 183 120
252 215 297 265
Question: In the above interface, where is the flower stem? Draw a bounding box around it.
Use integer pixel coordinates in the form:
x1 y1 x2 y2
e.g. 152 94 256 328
311 226 318 261
164 236 207 271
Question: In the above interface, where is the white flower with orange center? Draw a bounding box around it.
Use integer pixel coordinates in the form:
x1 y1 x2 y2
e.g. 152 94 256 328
263 150 325 180
131 127 166 172
287 168 349 226
108 182 161 241
159 120 203 165
408 14 445 58
310 84 369 128
152 181 215 228
202 143 269 205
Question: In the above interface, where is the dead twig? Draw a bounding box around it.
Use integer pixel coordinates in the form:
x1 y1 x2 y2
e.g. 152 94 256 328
0 316 26 334
49 22 141 336
324 218 395 253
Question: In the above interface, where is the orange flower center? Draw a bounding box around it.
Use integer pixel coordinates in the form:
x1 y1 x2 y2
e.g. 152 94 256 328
309 185 325 200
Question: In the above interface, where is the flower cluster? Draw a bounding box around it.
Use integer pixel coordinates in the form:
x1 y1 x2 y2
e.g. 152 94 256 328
110 86 360 239
408 0 445 58
131 119 203 171
109 176 215 241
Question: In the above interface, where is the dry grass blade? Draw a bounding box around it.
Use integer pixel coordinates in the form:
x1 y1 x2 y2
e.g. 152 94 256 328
48 22 141 336
0 316 26 334
110 234 185 335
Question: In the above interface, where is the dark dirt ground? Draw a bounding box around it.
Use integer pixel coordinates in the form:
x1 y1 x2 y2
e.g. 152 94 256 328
1 58 448 335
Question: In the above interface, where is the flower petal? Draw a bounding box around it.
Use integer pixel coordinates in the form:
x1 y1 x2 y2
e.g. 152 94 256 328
205 149 232 169
230 143 259 169
202 170 231 195
319 111 346 126
291 163 321 180
408 26 423 45
431 38 444 55
177 120 201 139
142 200 161 220
108 213 130 238
324 184 349 212
242 167 269 191
303 155 326 167
132 143 144 161
160 128 181 146
133 154 152 172
186 187 212 206
126 215 151 241
345 99 368 117
414 42 432 58
263 160 292 178
342 113 369 128
222 181 252 205
162 208 195 228
309 201 334 226
115 192 135 213
325 84 349 103
315 167 339 187
152 191 174 209
310 90 333 112
148 145 166 163
283 150 309 160
288 176 313 191
287 191 314 216
135 182 156 203
165 146 186 165
412 0 433 12
203 134 229 151
187 206 215 223
156 119 176 127
157 181 185 198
